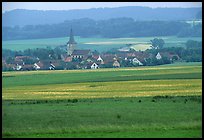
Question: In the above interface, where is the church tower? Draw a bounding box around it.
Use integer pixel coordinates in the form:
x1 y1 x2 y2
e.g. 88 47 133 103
67 28 77 55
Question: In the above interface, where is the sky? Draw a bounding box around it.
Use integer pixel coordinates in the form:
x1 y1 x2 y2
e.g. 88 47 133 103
2 2 202 13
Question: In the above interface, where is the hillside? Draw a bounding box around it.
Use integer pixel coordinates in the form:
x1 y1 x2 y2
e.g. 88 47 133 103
2 6 201 27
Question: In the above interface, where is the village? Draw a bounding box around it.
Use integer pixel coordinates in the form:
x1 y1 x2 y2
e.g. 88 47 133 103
2 28 182 71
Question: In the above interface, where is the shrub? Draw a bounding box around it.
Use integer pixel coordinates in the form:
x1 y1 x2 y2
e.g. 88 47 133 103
72 99 78 103
116 114 121 119
152 99 156 102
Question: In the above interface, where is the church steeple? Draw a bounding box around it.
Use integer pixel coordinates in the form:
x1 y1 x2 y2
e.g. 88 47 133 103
67 28 77 55
67 28 77 44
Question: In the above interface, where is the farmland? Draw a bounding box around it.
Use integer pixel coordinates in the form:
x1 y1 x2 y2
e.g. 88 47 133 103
2 62 202 138
2 36 202 52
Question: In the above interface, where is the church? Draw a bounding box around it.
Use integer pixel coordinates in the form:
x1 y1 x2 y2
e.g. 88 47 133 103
67 28 91 59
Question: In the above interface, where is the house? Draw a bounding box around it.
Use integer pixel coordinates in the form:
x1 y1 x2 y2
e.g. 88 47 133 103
33 61 50 70
132 57 143 66
71 50 91 59
91 62 99 69
64 56 72 62
97 55 103 62
16 64 22 71
113 60 120 68
156 52 162 60
49 63 55 70
33 63 41 70
96 55 105 64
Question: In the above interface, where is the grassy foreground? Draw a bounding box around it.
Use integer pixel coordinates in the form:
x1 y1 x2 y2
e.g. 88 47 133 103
2 63 202 138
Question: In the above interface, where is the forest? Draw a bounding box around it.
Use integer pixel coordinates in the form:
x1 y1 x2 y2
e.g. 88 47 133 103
2 17 202 41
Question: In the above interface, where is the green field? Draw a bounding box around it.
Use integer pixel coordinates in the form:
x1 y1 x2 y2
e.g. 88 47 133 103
2 36 202 52
2 62 202 138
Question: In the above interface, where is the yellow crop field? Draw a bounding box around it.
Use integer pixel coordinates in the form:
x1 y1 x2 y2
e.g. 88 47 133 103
2 63 202 138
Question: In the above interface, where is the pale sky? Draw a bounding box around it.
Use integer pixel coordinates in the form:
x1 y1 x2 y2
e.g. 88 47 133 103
2 2 202 13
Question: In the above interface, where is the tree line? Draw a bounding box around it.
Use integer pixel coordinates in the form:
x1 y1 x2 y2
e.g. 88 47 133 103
146 39 202 62
2 18 202 40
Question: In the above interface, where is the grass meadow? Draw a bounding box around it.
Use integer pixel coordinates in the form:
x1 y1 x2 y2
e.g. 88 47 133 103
2 62 202 138
2 36 202 52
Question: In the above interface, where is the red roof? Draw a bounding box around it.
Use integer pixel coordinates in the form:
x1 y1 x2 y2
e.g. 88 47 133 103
64 57 72 62
72 50 90 55
15 56 31 60
92 55 99 60
36 62 44 68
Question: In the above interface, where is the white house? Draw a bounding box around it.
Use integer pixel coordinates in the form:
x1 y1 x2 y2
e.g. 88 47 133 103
156 52 162 60
33 63 40 70
132 58 143 66
16 64 22 71
91 62 99 69
97 55 103 62
113 60 120 68
97 55 104 64
49 63 55 70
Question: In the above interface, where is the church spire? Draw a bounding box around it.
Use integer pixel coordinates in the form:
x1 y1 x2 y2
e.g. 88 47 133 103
67 27 77 55
67 28 77 44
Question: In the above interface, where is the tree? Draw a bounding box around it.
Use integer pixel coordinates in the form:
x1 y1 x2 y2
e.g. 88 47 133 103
172 55 179 61
162 57 171 64
185 40 201 49
150 38 165 49
158 39 165 49
6 57 15 64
